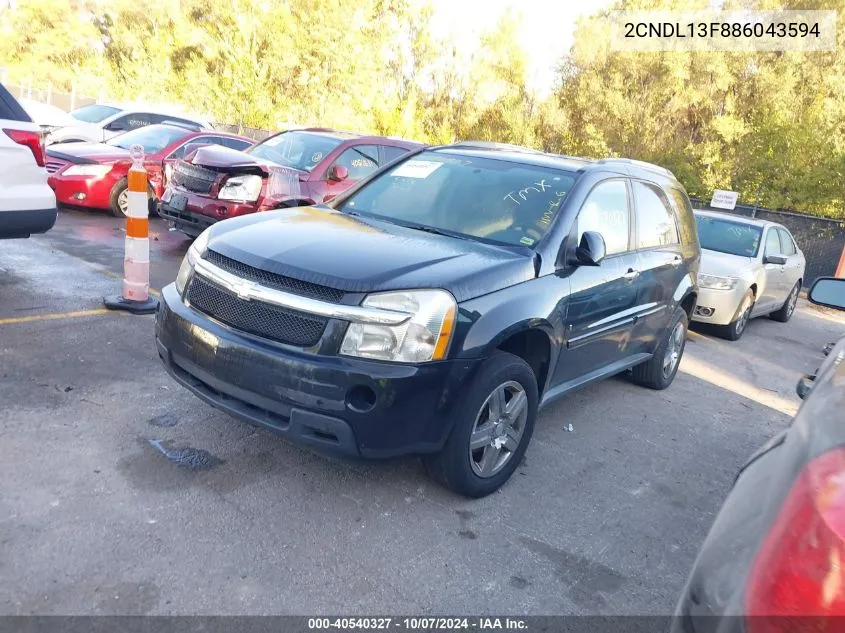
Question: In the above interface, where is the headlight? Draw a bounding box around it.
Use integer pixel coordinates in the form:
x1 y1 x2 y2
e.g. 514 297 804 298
698 273 739 290
340 289 457 363
63 164 112 177
218 174 262 202
175 228 212 295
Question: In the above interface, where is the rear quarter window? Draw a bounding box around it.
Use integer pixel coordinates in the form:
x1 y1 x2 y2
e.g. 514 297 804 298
0 84 32 122
668 187 699 248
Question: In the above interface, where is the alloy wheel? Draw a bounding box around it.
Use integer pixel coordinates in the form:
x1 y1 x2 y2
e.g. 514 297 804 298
735 297 752 336
786 286 799 317
662 321 685 379
118 188 129 216
468 380 528 478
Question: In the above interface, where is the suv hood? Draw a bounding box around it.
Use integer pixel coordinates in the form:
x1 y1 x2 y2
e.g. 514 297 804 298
204 206 535 302
187 144 297 175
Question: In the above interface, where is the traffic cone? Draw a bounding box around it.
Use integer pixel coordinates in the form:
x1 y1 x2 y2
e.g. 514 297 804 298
103 144 159 314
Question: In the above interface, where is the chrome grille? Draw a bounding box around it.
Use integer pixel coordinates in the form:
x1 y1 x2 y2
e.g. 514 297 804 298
172 162 218 194
204 250 344 303
187 276 328 347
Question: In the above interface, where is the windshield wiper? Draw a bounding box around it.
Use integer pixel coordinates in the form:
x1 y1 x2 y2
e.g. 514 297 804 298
396 221 474 242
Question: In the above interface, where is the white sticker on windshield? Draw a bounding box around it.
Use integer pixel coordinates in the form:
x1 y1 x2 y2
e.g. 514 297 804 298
391 160 443 179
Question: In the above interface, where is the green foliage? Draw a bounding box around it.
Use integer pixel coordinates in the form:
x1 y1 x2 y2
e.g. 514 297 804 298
1 0 844 217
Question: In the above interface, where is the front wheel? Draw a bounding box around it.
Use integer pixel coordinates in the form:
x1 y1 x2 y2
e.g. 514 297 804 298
717 290 754 341
631 307 688 390
109 179 156 218
423 351 538 498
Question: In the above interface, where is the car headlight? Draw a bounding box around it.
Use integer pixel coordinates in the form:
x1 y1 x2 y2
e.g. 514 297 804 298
62 164 112 177
218 174 262 202
698 273 739 290
340 289 457 363
175 228 212 295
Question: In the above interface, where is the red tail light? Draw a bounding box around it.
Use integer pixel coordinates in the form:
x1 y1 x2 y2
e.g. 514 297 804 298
746 447 845 631
4 128 46 167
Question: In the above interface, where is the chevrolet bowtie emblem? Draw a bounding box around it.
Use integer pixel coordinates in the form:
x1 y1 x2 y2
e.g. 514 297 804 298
232 279 255 300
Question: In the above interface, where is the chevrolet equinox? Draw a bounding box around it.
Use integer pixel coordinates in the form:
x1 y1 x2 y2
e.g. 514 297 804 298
155 142 700 497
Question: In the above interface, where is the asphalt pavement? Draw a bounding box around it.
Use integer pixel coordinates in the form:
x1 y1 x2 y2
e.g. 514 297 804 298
1 208 842 615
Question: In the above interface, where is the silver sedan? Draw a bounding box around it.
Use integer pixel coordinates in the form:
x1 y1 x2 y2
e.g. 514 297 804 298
691 210 805 340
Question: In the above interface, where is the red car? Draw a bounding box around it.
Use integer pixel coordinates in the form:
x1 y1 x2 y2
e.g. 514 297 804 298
46 124 253 216
158 128 423 237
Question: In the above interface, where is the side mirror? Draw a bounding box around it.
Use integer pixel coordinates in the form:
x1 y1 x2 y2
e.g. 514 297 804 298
104 121 127 132
328 165 349 182
809 277 845 311
575 231 606 266
765 254 788 266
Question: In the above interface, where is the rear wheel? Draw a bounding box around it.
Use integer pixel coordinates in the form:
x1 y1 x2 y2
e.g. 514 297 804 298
423 351 538 498
631 307 687 390
770 282 800 323
717 290 754 341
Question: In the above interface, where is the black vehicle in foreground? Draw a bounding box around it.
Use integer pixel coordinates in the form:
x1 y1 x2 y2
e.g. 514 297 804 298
155 143 700 497
673 277 845 632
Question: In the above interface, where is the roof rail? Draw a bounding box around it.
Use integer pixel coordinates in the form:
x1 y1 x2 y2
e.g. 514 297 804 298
597 157 674 177
445 140 545 154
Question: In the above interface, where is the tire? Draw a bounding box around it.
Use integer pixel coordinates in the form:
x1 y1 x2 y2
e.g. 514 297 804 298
770 282 800 323
631 307 688 390
108 178 129 217
717 290 754 341
109 178 156 218
422 351 538 498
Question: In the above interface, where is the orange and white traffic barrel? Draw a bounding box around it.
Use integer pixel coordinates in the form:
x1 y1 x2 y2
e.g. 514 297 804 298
103 144 159 314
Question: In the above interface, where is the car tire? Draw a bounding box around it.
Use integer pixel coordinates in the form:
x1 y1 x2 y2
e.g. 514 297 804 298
631 307 688 390
108 178 129 217
109 178 156 218
717 290 755 341
770 282 800 323
422 350 538 498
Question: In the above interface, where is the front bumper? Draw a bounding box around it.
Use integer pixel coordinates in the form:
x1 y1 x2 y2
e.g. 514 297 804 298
158 188 262 237
48 174 113 211
155 284 480 459
691 285 747 326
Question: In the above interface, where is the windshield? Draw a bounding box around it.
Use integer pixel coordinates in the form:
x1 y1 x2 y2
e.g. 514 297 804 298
70 104 121 123
107 125 188 153
339 151 577 247
248 131 343 172
695 214 763 257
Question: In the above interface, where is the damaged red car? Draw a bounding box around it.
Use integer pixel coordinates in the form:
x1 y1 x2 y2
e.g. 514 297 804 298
46 123 253 217
158 128 423 237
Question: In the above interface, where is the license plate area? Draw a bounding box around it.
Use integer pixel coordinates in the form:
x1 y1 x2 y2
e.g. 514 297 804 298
170 194 187 212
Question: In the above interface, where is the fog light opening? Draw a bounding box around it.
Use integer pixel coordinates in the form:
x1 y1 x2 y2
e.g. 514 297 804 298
695 306 714 317
347 385 377 412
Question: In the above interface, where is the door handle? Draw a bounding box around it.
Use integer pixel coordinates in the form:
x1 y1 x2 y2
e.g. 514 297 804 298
623 269 639 280
671 256 682 267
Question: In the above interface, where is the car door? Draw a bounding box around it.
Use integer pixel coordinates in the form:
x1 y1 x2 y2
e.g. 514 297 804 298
759 226 786 310
313 144 381 203
777 228 804 294
553 178 642 387
629 180 685 353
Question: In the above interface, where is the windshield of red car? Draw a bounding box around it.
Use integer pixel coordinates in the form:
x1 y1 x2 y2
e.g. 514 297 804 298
339 151 578 248
247 131 343 172
107 125 188 154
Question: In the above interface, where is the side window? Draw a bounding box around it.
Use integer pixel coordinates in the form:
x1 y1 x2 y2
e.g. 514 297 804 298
668 187 696 246
381 145 410 163
330 145 380 180
764 228 782 256
121 112 152 130
576 180 630 256
778 229 796 255
632 181 679 248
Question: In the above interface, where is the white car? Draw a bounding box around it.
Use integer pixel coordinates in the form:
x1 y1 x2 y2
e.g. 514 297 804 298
48 103 211 145
0 84 57 239
691 210 805 340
